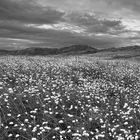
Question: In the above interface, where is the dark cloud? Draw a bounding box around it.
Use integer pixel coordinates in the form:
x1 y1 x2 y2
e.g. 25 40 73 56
105 0 140 13
0 20 46 34
0 0 64 24
0 19 124 49
39 0 140 19
65 12 124 34
0 0 139 49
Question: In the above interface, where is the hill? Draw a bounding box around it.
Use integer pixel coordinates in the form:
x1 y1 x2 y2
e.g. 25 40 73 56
59 45 98 54
94 45 140 61
0 44 98 55
101 45 140 52
0 45 140 59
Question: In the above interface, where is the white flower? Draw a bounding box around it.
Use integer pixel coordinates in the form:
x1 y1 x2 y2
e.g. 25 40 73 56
8 134 13 137
17 114 21 117
98 134 105 138
7 114 11 117
60 130 65 134
83 131 89 137
89 118 93 121
124 122 128 125
21 123 24 126
8 88 14 93
32 127 37 132
67 129 71 133
59 120 63 123
123 103 128 108
31 138 37 140
15 134 20 138
55 127 60 131
23 128 27 131
24 119 28 122
44 126 51 130
5 126 8 129
14 124 18 127
68 114 74 117
9 122 14 125
72 133 81 137
67 126 71 129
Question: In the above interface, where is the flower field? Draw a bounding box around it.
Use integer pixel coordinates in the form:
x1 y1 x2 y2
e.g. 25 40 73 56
0 55 140 140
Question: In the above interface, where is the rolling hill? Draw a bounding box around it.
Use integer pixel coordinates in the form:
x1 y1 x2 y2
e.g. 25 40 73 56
0 45 140 59
99 45 140 59
0 44 98 55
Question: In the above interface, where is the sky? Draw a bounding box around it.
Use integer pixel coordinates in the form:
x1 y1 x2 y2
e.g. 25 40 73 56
0 0 140 49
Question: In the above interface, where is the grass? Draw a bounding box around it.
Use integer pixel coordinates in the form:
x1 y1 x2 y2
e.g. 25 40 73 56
0 55 140 140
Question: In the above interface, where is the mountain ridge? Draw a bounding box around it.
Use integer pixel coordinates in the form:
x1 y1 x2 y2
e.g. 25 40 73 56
0 44 140 55
0 44 98 55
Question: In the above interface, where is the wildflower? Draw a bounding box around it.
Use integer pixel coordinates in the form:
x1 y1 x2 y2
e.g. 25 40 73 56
55 127 60 131
44 126 51 130
32 127 37 132
31 138 37 140
24 119 29 122
8 88 14 93
7 114 11 117
9 122 14 125
59 120 64 123
8 134 13 137
72 133 81 137
89 118 93 121
15 134 20 138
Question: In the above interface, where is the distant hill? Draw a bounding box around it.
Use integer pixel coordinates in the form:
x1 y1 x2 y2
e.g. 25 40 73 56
95 45 140 60
101 45 140 52
59 45 98 54
0 49 12 55
0 44 98 55
0 45 140 57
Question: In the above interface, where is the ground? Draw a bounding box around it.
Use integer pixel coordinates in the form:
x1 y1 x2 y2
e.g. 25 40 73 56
0 55 140 140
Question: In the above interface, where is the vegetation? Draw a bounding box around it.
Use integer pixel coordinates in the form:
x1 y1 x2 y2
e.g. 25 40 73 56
0 56 140 140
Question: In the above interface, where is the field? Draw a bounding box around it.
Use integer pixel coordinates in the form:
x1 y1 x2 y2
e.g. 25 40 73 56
0 55 140 140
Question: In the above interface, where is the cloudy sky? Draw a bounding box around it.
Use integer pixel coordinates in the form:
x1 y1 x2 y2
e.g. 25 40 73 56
0 0 140 49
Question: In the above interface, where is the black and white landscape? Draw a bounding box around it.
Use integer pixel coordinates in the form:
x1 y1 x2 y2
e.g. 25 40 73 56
0 0 140 140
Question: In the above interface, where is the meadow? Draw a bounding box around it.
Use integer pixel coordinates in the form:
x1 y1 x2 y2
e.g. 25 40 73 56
0 55 140 140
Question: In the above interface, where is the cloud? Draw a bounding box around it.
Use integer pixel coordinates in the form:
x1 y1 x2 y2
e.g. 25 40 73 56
0 19 125 49
65 12 125 35
38 0 140 19
0 38 35 50
105 0 140 12
0 0 139 49
0 0 64 24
